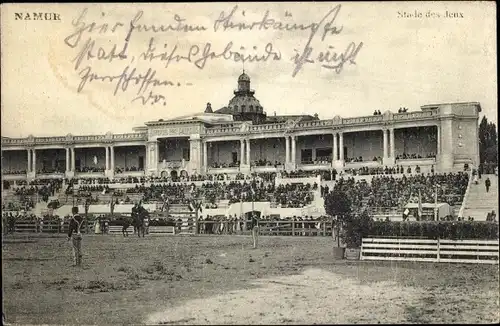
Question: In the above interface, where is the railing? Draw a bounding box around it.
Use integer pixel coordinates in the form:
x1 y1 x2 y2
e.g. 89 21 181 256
370 207 401 218
205 126 240 134
73 135 106 141
7 220 331 237
1 132 147 147
0 108 449 148
112 133 147 141
393 110 439 120
203 110 438 136
148 226 175 235
13 221 39 233
360 237 499 264
207 166 240 174
296 120 333 129
395 157 436 165
11 221 91 233
108 225 134 234
197 220 333 236
343 115 384 125
249 123 287 132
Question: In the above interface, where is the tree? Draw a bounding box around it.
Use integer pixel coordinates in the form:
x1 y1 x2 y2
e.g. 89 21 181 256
324 189 352 247
340 210 374 248
479 116 498 164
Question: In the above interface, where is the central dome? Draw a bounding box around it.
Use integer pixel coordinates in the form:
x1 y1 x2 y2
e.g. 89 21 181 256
228 94 263 114
220 72 267 124
228 72 264 115
238 72 250 82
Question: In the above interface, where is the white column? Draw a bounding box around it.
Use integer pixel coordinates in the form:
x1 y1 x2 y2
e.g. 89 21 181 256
240 139 245 164
339 133 344 161
383 129 388 159
27 149 32 172
71 148 75 171
390 128 395 158
333 133 338 161
32 149 36 173
110 146 115 172
105 146 110 170
146 144 150 168
65 148 70 172
285 136 290 163
436 125 440 156
203 141 208 169
246 139 251 165
291 136 296 165
155 142 159 168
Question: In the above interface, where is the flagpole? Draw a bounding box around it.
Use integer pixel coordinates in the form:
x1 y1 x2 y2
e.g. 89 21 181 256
418 189 422 221
434 184 438 221
252 175 255 214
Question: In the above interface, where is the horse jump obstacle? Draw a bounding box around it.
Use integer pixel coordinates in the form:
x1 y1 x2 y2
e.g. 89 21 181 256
148 226 175 235
108 226 135 234
360 237 499 264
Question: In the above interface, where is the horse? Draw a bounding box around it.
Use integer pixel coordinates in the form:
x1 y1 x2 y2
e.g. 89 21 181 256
134 207 149 238
121 216 133 237
133 215 145 237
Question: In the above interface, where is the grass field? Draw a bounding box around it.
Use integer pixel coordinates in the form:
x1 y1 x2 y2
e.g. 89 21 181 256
2 234 499 325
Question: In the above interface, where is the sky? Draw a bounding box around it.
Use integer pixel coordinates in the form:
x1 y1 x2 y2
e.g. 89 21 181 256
1 1 497 138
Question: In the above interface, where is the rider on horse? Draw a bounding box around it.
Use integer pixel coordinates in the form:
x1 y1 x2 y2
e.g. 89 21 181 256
132 201 149 237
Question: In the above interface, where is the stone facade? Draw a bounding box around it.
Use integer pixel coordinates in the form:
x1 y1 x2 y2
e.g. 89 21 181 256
1 74 481 181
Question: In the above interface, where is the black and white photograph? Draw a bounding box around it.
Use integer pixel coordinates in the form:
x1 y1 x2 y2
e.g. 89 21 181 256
1 1 498 324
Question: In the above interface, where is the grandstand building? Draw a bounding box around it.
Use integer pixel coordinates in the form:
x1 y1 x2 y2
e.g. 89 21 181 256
1 72 481 182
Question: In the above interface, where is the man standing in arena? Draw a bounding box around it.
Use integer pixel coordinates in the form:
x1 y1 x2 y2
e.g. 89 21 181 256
251 213 260 249
131 202 139 233
485 177 491 193
67 206 84 267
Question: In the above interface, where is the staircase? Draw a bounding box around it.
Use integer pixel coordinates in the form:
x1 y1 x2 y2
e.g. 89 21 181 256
462 174 498 221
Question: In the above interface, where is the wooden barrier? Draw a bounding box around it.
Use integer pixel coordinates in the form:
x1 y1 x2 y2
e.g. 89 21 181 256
10 220 333 237
438 239 500 264
14 222 38 233
360 237 499 264
197 220 333 236
149 226 175 235
108 225 134 234
12 221 92 234
41 223 62 233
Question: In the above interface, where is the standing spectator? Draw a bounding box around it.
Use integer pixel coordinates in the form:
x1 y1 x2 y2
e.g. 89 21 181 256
485 177 491 193
251 213 260 249
67 207 84 267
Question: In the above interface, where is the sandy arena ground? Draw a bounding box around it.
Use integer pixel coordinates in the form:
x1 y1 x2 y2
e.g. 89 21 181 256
2 234 499 325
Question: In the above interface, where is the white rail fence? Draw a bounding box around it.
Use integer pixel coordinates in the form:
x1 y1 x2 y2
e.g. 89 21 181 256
108 226 175 235
108 226 135 234
360 237 499 264
148 226 175 235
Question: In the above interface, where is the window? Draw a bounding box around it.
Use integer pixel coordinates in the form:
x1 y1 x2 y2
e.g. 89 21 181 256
182 148 190 161
315 148 332 161
301 149 313 163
